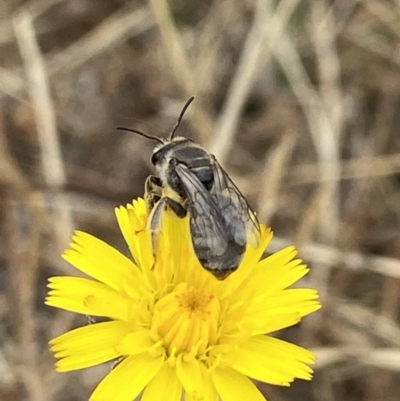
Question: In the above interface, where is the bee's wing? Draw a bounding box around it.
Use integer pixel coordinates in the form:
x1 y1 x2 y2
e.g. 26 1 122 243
210 155 261 248
174 163 229 256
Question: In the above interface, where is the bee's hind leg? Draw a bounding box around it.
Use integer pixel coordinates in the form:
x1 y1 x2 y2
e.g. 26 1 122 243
147 196 187 252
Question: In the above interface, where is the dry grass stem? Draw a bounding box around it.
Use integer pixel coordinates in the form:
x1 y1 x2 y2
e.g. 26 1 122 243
310 1 344 242
49 5 153 74
13 10 73 248
211 0 300 163
287 153 400 186
3 193 49 401
13 11 65 188
270 236 400 280
257 132 297 222
315 347 400 371
147 0 213 141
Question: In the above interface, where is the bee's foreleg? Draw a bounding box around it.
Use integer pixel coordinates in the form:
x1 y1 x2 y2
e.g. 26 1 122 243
145 175 162 212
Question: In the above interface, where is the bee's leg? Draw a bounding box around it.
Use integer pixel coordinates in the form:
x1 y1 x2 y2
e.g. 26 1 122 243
146 173 187 218
145 175 162 212
165 198 187 218
148 197 165 231
148 196 187 252
148 196 187 231
147 196 166 252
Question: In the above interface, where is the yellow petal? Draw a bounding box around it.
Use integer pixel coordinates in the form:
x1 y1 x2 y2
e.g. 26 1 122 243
250 246 301 291
233 335 315 385
197 363 219 401
260 246 298 268
253 261 310 294
212 367 266 401
63 231 142 295
176 355 204 399
141 363 182 401
242 312 301 336
115 330 155 356
250 288 321 318
46 277 128 320
132 227 155 274
116 203 150 267
90 353 164 401
116 202 155 274
50 321 130 371
202 381 219 401
115 204 140 261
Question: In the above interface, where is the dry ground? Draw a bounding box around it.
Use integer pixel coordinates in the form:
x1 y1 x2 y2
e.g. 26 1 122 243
1 1 400 400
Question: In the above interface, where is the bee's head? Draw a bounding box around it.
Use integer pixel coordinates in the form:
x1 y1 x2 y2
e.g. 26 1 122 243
151 136 192 166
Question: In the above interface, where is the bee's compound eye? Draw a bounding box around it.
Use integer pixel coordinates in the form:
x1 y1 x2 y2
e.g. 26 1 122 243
151 150 162 166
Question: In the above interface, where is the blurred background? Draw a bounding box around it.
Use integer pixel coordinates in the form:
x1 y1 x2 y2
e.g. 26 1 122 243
1 0 400 400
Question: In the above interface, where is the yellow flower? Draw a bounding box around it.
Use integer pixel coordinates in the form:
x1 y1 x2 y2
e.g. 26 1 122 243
47 198 320 401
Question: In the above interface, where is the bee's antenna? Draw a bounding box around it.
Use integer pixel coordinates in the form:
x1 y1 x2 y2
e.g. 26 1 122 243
170 96 195 139
117 127 164 145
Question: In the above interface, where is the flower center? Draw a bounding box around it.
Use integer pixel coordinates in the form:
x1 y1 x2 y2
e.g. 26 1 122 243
152 283 220 356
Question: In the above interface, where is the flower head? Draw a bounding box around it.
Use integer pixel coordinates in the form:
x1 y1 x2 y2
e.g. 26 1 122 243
47 198 320 401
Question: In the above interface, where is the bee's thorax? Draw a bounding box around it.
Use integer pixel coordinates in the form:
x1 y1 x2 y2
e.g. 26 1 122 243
154 138 214 195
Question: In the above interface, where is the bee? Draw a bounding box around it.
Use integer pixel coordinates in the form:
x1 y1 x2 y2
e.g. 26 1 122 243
118 97 260 279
